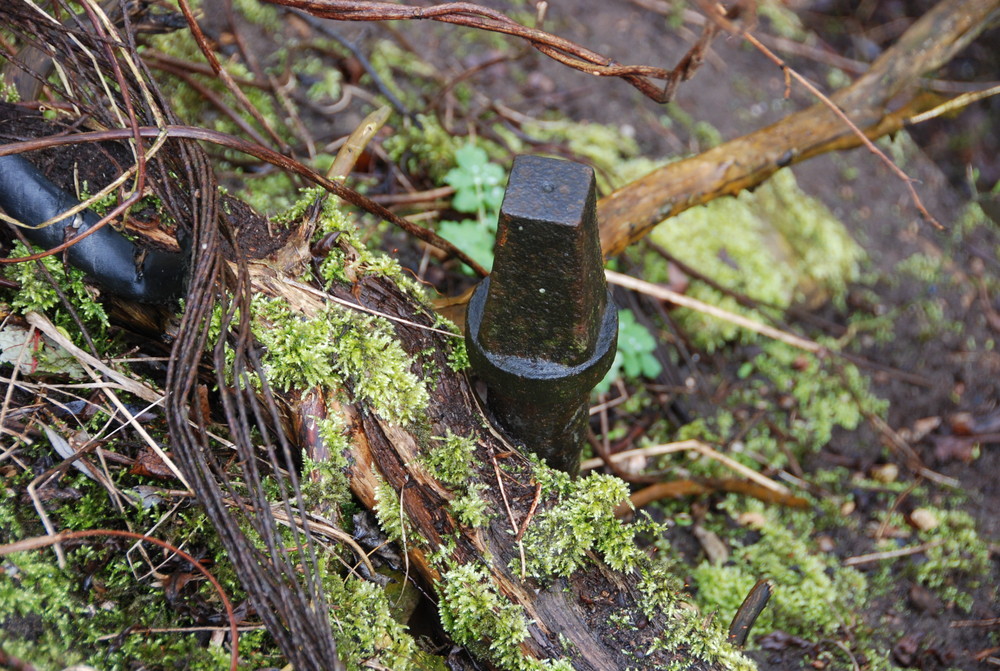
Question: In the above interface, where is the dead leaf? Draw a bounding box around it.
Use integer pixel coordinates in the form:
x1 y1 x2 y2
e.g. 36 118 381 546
130 448 178 480
933 435 977 463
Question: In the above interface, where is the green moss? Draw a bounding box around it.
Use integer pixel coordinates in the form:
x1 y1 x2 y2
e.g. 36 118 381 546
373 476 411 544
252 295 429 426
384 114 468 183
423 432 493 528
651 608 757 671
437 562 572 671
294 188 426 297
447 338 471 371
451 483 493 528
874 509 990 611
300 414 353 512
368 41 438 113
323 571 422 670
660 106 724 151
519 461 644 578
523 119 663 191
748 342 886 454
689 499 867 639
77 180 120 215
671 341 886 477
231 0 280 26
647 168 862 351
0 447 278 669
1 79 19 102
3 241 110 341
424 431 477 486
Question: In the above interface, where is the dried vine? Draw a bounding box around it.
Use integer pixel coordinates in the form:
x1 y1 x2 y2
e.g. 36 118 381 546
261 0 740 103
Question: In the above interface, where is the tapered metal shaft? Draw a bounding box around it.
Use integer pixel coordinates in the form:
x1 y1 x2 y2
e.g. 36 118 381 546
466 155 618 476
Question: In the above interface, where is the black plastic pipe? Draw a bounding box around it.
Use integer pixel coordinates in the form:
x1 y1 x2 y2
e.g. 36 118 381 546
0 153 188 303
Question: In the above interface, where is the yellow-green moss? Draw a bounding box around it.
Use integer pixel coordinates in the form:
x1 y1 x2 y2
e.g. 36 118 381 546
437 562 573 671
2 241 109 341
647 168 862 351
252 295 429 426
373 476 412 544
519 460 644 577
690 499 867 639
523 119 665 192
322 570 423 670
873 508 991 611
0 460 277 669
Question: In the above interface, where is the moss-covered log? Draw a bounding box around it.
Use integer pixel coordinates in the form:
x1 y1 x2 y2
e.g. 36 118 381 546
2 0 997 667
233 205 750 670
0 97 747 671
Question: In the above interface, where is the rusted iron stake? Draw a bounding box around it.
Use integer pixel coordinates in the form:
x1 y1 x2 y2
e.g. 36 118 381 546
466 155 618 476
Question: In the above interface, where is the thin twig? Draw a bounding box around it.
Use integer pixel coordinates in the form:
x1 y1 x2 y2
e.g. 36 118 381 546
490 446 526 579
280 277 462 338
515 482 542 543
265 0 728 103
24 312 162 404
740 30 941 228
951 617 1000 628
606 270 825 354
843 539 946 566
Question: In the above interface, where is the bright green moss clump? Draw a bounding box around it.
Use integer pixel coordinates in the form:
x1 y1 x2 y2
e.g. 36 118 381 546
0 467 276 669
437 563 573 671
252 295 429 426
423 432 492 528
647 168 862 351
324 571 422 670
519 461 644 577
424 431 477 486
425 435 491 527
689 499 867 639
3 241 109 338
373 476 411 544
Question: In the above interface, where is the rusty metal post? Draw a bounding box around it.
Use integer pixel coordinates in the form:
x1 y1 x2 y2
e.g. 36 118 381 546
465 155 618 476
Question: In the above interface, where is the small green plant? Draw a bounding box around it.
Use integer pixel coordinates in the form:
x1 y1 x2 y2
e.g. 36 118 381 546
437 143 506 273
2 241 110 343
594 309 662 394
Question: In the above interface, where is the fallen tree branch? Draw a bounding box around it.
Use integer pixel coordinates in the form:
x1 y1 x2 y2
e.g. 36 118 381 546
596 0 1000 257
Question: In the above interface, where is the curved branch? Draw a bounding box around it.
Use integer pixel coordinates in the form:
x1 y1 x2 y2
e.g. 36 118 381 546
596 0 1000 257
262 0 725 103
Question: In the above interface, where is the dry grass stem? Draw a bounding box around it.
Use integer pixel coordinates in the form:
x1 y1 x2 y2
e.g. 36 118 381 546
843 539 946 566
606 270 824 354
584 439 790 495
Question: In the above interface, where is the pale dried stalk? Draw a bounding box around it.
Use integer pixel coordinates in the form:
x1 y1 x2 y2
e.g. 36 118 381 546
605 270 824 354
